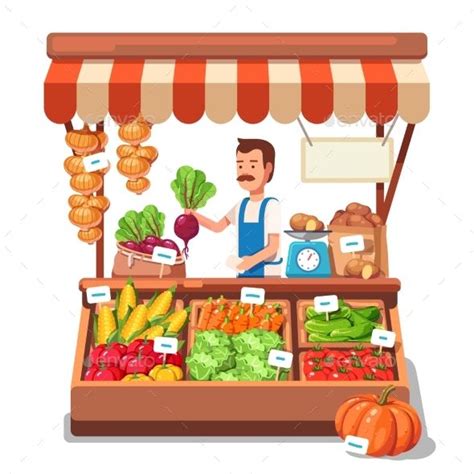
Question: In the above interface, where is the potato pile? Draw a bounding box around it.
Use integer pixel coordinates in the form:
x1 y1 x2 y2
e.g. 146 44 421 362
290 213 325 232
330 202 383 228
344 258 381 280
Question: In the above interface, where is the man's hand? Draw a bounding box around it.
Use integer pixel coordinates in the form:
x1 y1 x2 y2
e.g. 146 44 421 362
237 256 256 272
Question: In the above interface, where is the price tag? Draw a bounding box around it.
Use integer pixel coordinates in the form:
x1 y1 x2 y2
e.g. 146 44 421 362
153 336 178 354
344 435 369 455
83 155 109 173
314 295 339 313
268 349 293 369
86 285 111 304
340 234 365 254
152 246 177 266
371 329 396 348
240 287 265 305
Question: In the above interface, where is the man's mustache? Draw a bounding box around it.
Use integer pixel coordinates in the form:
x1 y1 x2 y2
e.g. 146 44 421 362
237 174 256 182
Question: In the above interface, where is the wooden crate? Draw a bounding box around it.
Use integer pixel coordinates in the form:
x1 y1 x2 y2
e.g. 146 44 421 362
187 299 293 380
296 298 387 349
71 278 409 436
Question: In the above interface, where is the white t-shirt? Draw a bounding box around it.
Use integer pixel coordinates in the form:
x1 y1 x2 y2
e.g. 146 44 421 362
226 198 281 276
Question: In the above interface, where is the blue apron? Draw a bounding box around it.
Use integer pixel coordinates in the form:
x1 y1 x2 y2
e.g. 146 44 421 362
238 197 283 278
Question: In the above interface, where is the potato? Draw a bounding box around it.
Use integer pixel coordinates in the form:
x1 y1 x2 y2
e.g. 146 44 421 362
347 214 374 227
305 217 318 231
344 258 380 279
290 213 308 231
315 219 325 231
330 211 350 226
367 212 384 227
346 202 371 216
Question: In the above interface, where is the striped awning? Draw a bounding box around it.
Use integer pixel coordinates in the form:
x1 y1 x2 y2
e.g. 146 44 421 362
44 34 429 126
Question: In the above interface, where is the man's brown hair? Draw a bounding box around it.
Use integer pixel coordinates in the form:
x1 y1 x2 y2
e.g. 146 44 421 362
236 138 276 182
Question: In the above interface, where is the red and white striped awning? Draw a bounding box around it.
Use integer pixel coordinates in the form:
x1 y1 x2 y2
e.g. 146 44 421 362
44 34 429 126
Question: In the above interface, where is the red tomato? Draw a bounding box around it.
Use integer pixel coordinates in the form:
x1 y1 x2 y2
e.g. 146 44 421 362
119 352 137 371
152 352 183 367
94 365 123 381
100 344 128 367
346 370 358 381
124 353 156 374
89 345 106 366
303 350 318 361
362 354 379 368
321 357 336 370
371 367 388 381
348 366 365 380
306 369 327 381
84 365 99 381
127 339 155 356
328 371 350 381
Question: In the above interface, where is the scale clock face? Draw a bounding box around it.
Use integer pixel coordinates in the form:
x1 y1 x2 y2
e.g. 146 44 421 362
296 248 320 272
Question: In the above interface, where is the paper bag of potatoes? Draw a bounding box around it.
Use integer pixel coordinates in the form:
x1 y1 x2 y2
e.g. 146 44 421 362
290 213 325 232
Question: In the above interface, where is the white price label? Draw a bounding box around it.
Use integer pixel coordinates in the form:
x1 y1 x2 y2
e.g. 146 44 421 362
153 337 178 354
340 234 365 254
240 287 265 305
268 349 293 369
86 285 111 304
314 295 339 313
371 329 396 348
83 155 109 173
344 435 369 455
152 246 177 265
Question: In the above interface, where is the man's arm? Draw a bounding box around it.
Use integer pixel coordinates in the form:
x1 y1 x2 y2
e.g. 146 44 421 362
237 233 280 271
187 209 230 233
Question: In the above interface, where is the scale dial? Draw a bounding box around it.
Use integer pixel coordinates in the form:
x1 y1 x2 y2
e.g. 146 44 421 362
296 248 320 272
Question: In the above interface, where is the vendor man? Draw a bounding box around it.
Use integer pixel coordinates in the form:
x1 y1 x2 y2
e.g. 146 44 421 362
187 138 282 277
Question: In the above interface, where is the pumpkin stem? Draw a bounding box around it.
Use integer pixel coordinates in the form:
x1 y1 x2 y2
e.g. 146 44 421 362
378 384 396 405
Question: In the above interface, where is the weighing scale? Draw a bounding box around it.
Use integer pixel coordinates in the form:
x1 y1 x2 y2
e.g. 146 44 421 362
285 230 332 278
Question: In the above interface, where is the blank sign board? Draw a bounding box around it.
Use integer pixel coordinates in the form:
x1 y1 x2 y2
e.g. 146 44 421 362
301 137 394 183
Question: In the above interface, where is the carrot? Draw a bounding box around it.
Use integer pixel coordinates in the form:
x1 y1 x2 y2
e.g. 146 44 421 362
216 295 227 307
219 316 234 335
232 307 249 333
260 313 272 331
229 302 241 321
206 304 227 330
197 297 214 330
270 312 285 332
248 311 261 329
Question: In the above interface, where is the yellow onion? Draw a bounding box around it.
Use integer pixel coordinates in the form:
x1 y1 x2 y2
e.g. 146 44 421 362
116 144 138 158
70 172 103 196
117 156 150 180
136 145 158 163
126 177 150 195
118 118 151 145
78 227 102 244
64 155 85 176
94 131 108 150
68 194 89 208
87 195 110 212
69 205 102 230
65 124 99 154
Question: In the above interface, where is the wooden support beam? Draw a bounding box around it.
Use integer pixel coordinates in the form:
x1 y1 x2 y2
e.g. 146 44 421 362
380 124 416 222
376 124 385 217
95 121 105 278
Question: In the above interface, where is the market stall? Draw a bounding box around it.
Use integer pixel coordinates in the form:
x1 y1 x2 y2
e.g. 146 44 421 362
44 33 429 438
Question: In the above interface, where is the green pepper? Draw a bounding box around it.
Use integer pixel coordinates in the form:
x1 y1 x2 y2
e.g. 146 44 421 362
308 333 351 343
330 321 373 339
304 318 351 335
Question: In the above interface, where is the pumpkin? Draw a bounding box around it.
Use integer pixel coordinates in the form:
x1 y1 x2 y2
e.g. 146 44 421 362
117 156 150 180
64 155 85 175
126 177 150 194
70 172 103 196
68 194 89 208
118 117 151 145
78 227 102 244
136 145 158 163
65 124 99 154
335 385 422 457
68 205 102 230
116 144 138 158
87 195 110 212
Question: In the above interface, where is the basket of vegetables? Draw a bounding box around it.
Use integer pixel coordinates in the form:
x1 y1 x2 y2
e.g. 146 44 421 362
112 205 186 277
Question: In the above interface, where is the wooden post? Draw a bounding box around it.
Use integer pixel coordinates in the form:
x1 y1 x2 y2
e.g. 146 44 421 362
95 122 105 278
376 124 385 217
380 124 416 222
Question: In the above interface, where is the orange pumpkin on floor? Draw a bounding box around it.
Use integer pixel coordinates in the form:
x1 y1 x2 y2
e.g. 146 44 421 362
335 385 422 457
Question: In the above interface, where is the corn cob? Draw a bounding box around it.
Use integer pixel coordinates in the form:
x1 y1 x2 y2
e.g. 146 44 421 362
147 287 175 320
96 305 117 345
165 308 189 335
117 279 137 320
120 304 148 342
133 324 165 342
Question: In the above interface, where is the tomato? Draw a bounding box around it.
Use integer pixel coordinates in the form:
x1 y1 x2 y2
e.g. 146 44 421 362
153 352 183 367
119 352 137 371
306 369 326 381
328 371 350 381
379 352 396 368
85 364 123 381
385 368 395 381
127 339 155 356
303 350 318 361
346 370 358 381
84 365 98 381
371 367 387 381
124 353 156 374
100 343 128 367
89 344 106 366
348 366 365 380
362 354 379 368
321 356 336 370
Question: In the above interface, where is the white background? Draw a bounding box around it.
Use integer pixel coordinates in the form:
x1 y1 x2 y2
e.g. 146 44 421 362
1 1 473 472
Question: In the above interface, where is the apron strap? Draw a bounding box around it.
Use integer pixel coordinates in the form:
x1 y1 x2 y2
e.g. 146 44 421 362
238 197 250 225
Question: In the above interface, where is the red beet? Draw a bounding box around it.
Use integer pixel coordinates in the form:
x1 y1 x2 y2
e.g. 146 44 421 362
174 214 199 257
160 239 180 254
144 235 163 246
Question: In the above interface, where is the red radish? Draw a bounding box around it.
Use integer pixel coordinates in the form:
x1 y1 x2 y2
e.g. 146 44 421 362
174 214 199 257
